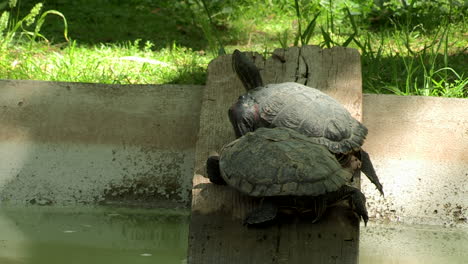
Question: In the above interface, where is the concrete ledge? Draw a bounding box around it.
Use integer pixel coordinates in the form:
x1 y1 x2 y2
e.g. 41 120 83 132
1 80 467 227
362 94 467 227
0 80 204 206
360 222 468 263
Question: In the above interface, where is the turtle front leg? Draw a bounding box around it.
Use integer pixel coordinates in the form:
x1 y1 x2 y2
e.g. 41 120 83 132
206 155 227 185
359 149 384 196
326 185 369 226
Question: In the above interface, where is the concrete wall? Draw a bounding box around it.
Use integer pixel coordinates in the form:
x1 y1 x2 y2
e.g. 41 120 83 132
0 80 203 207
1 80 466 227
362 94 467 227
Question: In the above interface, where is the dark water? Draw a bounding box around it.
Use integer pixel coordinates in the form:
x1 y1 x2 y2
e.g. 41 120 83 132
0 206 189 264
1 206 466 264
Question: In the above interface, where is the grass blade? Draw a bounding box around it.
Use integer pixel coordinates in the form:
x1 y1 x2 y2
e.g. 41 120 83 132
343 7 358 35
301 11 320 45
199 0 225 56
353 37 366 54
294 0 302 44
34 10 68 42
342 33 355 47
320 26 334 48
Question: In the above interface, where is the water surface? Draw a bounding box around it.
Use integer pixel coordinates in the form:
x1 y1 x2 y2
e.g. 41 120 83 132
1 205 466 264
0 206 189 264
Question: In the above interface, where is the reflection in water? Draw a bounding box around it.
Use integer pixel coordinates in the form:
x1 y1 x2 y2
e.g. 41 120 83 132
1 205 466 264
0 205 189 264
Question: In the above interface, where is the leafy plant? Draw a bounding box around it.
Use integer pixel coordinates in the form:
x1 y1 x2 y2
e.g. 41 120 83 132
184 0 229 56
368 0 467 31
293 0 321 46
277 28 291 49
359 13 467 98
0 1 68 50
319 6 359 48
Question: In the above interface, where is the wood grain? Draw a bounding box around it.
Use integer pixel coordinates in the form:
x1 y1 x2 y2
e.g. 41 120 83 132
188 46 363 264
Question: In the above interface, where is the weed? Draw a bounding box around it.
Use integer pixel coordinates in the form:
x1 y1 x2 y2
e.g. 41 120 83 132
0 1 68 50
292 0 321 46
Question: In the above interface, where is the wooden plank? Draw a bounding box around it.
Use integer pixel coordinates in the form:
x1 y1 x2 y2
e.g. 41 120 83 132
188 46 363 264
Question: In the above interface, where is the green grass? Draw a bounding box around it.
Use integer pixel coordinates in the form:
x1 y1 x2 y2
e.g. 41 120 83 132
1 40 209 84
0 0 466 98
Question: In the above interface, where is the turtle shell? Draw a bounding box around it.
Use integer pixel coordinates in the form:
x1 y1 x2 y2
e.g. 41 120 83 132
248 82 367 154
219 127 351 197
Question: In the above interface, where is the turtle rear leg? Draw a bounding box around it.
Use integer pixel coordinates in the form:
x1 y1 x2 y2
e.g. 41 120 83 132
359 149 384 196
310 198 328 224
326 185 369 226
206 155 227 185
244 200 278 226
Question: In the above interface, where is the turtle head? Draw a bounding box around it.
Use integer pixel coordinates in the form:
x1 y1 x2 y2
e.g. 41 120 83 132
228 95 259 138
232 49 264 91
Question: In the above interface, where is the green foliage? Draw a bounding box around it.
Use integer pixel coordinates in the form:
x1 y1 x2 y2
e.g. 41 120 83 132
387 24 466 97
0 1 68 50
270 0 466 98
11 0 207 48
357 23 467 98
368 0 467 31
184 0 230 56
0 0 466 97
1 39 209 84
0 11 8 32
293 0 321 46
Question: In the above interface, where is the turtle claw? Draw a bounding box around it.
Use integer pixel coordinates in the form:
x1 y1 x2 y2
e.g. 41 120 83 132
352 190 369 227
329 185 369 226
360 212 369 227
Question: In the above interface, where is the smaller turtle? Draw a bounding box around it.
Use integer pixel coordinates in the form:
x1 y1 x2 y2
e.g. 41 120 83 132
207 127 368 226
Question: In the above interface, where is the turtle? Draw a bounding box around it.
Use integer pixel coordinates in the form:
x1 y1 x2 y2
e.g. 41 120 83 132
228 49 384 196
206 127 368 226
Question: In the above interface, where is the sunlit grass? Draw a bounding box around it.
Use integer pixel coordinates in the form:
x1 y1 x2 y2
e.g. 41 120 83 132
1 40 210 85
0 0 466 97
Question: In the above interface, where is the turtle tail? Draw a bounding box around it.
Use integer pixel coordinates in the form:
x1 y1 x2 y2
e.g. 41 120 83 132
232 49 264 91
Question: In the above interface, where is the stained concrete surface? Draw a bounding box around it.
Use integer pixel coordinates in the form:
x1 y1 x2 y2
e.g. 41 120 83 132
360 222 468 264
0 80 204 206
362 94 467 227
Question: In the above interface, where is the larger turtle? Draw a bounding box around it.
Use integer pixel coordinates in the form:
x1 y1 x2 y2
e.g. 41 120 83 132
228 50 384 196
207 127 368 226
